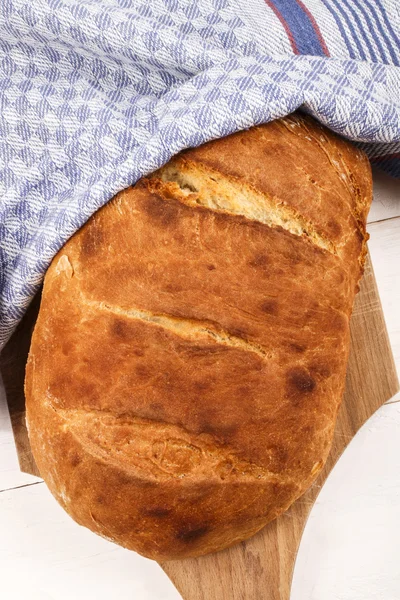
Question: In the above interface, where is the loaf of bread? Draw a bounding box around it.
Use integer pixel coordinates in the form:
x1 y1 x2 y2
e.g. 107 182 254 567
25 113 372 560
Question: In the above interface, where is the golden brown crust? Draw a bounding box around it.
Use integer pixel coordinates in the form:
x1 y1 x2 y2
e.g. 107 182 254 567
25 113 372 560
177 113 371 246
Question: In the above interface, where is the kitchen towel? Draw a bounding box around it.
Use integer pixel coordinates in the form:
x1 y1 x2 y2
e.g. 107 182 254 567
0 0 399 348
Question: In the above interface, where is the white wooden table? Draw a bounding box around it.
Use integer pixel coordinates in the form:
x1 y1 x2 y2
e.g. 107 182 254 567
1 167 399 600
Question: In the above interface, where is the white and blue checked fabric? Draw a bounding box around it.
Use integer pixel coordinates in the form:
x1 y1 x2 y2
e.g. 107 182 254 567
0 0 399 349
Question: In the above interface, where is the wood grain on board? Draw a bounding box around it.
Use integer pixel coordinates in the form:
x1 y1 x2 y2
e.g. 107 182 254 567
1 252 398 600
0 293 41 477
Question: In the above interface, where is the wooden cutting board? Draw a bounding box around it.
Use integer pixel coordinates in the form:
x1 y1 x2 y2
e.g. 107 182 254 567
1 252 398 600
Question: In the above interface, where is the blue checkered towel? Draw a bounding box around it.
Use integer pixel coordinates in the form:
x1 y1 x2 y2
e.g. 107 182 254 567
1 0 399 349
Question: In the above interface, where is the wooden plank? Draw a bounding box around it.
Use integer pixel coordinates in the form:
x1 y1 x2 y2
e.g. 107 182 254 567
367 168 400 224
1 251 398 600
368 216 400 372
0 382 41 492
0 483 181 600
291 399 400 599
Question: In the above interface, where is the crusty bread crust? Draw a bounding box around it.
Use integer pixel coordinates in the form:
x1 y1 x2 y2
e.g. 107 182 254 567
25 113 372 560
